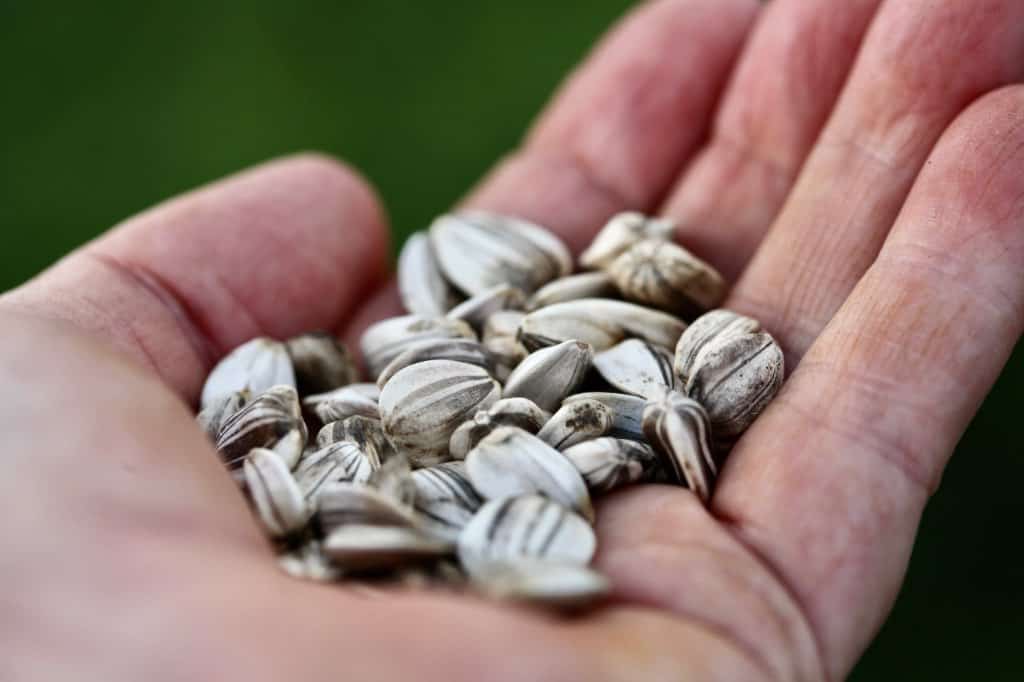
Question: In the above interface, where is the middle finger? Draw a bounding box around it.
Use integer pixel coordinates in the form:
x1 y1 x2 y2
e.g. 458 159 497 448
727 0 1024 363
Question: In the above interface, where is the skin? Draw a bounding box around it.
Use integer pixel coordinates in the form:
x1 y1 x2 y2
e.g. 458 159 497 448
2 0 1023 679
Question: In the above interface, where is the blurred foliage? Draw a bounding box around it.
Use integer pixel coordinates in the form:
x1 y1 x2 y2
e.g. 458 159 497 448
0 1 1020 679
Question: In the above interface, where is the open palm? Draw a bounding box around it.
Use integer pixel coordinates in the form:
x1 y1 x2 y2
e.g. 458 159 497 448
4 1 1024 680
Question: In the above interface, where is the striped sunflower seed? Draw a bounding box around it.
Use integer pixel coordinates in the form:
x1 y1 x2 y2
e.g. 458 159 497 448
641 391 717 503
411 461 484 541
429 210 572 296
578 211 676 270
457 495 596 580
465 427 593 522
502 340 593 413
608 239 727 317
375 338 494 389
360 314 477 380
536 398 615 451
592 338 675 400
285 332 357 396
472 561 610 610
526 271 616 311
323 525 453 572
367 454 417 507
295 441 378 501
563 392 647 441
448 397 551 459
445 283 527 332
304 383 381 426
243 448 313 538
379 360 501 466
215 385 306 470
315 414 393 463
201 337 295 410
197 389 249 440
317 482 419 532
561 437 659 494
517 298 686 352
674 309 784 445
398 231 461 317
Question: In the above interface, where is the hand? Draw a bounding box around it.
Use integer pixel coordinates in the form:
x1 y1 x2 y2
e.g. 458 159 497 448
3 1 1023 680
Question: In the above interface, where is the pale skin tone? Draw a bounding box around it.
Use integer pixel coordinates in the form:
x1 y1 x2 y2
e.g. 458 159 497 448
2 0 1023 679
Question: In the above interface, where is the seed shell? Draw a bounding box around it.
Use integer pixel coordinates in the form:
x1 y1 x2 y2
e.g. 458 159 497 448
457 495 596 579
201 337 295 409
465 427 593 522
517 298 686 352
502 340 593 413
429 210 572 296
243 448 313 538
536 399 615 451
379 360 501 466
608 239 727 316
448 397 551 459
561 437 659 494
398 231 461 316
641 391 717 503
592 338 675 400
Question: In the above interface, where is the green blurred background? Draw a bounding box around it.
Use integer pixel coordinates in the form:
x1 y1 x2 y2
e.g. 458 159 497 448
1 1 1020 678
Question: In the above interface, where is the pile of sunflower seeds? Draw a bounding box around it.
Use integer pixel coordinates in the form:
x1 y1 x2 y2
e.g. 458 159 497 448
197 210 784 609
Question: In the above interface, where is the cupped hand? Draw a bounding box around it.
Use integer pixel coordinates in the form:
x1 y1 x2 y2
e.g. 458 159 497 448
3 1 1024 680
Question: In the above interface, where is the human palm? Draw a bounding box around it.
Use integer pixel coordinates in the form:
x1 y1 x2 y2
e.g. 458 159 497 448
4 1 1024 680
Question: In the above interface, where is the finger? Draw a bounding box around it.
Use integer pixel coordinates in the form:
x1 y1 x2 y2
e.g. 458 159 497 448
661 0 883 281
717 85 1024 679
463 0 760 253
728 0 1024 362
1 154 389 399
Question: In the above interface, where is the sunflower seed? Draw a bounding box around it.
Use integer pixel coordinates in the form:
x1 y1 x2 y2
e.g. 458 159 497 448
367 454 417 507
457 495 596 579
304 383 381 426
243 448 313 537
285 332 357 395
592 339 675 400
563 392 647 441
411 462 484 541
472 561 610 609
317 482 419 532
295 441 378 501
445 283 527 332
536 399 615 451
608 239 727 316
674 309 784 445
526 271 617 311
197 389 249 440
379 360 501 466
315 414 393 463
641 391 717 503
482 335 528 383
201 337 295 409
278 542 342 582
561 437 659 494
482 310 526 342
579 211 676 271
215 385 306 470
323 525 453 572
375 338 494 389
502 340 593 413
465 427 593 522
448 397 551 459
429 210 572 296
360 315 477 380
398 231 461 316
517 299 686 352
